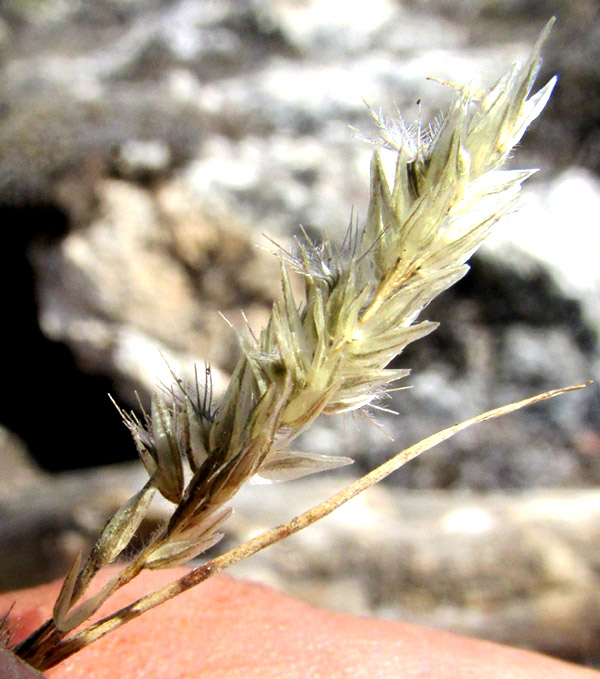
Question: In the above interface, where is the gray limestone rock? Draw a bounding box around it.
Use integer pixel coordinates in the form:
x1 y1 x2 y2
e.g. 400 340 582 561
0 0 593 485
1 3 600 666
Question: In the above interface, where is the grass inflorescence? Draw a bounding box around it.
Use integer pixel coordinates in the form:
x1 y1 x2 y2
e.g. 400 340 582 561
13 19 588 672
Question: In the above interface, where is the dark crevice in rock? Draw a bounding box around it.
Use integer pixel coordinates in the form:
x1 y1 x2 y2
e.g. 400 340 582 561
0 203 135 471
456 256 597 352
400 253 596 374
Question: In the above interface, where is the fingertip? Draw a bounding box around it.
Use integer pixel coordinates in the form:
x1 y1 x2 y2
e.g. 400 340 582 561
1 571 600 679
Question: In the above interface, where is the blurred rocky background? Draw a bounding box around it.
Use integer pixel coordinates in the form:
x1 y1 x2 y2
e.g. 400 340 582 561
1 0 600 669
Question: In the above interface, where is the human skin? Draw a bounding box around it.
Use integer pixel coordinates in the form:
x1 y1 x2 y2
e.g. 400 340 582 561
1 569 599 679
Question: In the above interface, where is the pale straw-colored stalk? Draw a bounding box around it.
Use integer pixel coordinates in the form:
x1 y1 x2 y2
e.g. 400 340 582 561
13 18 587 672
